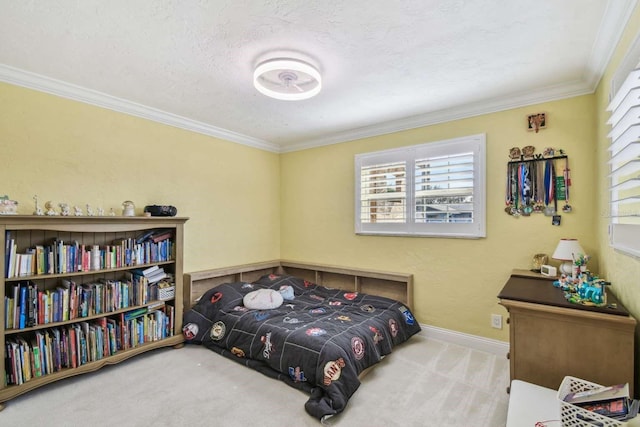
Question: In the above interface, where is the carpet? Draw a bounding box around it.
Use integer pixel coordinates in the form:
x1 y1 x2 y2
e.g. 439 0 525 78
0 334 509 426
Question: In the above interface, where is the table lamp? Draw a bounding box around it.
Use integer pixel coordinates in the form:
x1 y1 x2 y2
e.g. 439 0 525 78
552 238 584 277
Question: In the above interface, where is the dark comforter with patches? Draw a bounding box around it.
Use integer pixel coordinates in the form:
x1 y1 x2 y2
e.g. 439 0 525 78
182 274 421 420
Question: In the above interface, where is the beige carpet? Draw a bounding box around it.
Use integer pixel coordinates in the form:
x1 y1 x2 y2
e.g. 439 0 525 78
1 334 510 426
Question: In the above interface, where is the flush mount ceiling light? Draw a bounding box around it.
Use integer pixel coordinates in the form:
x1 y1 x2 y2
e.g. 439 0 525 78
253 58 321 101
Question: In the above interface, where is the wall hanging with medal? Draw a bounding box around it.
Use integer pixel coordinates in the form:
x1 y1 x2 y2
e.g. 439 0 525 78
505 146 571 225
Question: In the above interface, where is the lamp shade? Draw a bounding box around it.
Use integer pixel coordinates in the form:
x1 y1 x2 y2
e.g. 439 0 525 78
552 238 585 261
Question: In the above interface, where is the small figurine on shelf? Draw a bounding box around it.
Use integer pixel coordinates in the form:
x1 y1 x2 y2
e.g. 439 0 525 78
86 204 95 216
97 206 105 216
122 200 135 217
109 208 116 216
60 203 71 216
45 201 58 216
33 195 43 216
0 195 18 215
73 205 83 216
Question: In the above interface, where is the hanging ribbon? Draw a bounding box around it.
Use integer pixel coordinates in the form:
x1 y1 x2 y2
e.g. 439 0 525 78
564 157 570 202
562 157 572 212
544 159 554 205
536 160 545 210
505 163 512 213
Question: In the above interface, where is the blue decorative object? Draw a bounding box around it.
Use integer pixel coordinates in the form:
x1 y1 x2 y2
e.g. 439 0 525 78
554 271 609 307
278 285 295 301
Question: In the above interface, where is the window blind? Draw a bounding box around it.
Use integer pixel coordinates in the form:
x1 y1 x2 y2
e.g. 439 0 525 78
607 67 640 257
414 152 475 224
359 160 407 224
355 134 485 238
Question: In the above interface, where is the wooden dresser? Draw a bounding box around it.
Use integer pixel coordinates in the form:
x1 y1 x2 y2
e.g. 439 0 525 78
498 270 636 395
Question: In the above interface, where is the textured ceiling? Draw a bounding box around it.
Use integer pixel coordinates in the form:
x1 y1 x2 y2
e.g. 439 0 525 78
0 1 636 152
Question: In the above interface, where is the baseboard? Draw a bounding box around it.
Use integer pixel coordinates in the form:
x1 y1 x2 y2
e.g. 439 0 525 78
419 323 509 357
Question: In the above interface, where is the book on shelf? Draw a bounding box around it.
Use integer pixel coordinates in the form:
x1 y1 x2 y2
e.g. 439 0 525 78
146 270 167 284
131 266 167 284
135 230 155 244
67 325 78 368
12 284 19 328
141 265 160 276
31 338 42 378
124 307 148 321
4 296 15 329
150 230 173 243
136 229 173 244
27 283 37 327
17 337 31 382
18 285 27 329
4 230 11 278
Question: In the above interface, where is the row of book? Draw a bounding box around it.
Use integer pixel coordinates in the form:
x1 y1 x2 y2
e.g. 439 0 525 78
4 230 174 279
4 273 175 330
4 304 175 386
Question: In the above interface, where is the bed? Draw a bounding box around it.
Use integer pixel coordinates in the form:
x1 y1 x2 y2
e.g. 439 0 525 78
182 260 421 421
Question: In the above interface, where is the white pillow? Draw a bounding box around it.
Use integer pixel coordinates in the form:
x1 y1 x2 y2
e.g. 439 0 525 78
243 288 284 310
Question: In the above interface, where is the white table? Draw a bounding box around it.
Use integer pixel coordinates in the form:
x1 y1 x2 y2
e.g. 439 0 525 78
506 380 560 427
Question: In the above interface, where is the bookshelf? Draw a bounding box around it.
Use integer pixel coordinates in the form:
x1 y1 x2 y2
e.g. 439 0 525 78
0 215 188 410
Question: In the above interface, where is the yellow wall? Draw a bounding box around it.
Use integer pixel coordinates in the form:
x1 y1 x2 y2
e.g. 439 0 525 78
595 4 640 391
281 95 597 340
3 8 639 345
0 82 281 272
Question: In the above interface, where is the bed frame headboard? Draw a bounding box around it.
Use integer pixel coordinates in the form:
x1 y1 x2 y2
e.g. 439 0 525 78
184 260 413 310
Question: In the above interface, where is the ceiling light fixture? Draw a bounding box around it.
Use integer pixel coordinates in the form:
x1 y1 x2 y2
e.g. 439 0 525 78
253 58 321 101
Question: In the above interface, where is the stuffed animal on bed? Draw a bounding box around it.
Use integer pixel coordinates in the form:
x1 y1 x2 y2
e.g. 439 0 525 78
278 285 295 301
243 288 284 309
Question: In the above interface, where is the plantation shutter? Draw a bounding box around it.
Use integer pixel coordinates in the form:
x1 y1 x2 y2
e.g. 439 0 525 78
359 161 407 224
607 67 640 257
355 134 485 238
414 152 475 224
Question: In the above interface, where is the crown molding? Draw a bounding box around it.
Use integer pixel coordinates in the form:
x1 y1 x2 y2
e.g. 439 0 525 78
2 0 634 157
0 64 280 153
0 63 609 155
281 79 593 153
582 0 638 90
281 0 637 153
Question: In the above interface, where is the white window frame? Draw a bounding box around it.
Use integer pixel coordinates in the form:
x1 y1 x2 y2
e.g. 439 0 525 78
355 134 486 238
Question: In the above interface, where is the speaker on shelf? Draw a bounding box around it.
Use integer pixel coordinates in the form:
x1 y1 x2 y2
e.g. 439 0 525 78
144 205 177 217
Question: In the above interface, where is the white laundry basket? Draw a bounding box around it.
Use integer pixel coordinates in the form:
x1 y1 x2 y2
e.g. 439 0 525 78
557 376 630 427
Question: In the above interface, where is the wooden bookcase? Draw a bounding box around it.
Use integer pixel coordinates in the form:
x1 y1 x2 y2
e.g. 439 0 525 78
0 215 188 410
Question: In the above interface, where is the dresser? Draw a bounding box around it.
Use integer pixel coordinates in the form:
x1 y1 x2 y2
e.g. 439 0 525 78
498 270 636 395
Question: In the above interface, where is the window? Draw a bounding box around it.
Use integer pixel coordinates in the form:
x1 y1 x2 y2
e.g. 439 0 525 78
607 66 640 258
355 134 486 238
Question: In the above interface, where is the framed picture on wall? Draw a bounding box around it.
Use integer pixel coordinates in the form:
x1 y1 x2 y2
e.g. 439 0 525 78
527 113 546 132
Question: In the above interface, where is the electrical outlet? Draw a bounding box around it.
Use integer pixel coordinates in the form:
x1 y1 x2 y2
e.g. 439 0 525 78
491 314 503 329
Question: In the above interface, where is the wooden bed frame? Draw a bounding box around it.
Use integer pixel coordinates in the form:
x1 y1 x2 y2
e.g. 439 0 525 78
184 260 414 381
184 259 413 310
